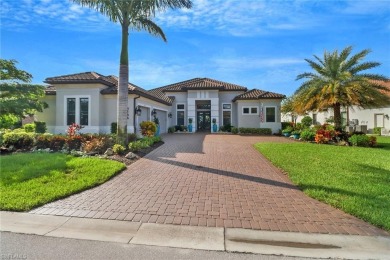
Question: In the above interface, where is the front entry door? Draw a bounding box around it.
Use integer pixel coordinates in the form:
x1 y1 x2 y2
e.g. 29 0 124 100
197 111 211 131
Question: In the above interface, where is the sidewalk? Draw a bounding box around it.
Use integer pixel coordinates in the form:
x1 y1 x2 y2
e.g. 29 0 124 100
1 211 389 259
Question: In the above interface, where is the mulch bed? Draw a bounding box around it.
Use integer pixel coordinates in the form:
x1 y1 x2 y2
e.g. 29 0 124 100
106 141 164 166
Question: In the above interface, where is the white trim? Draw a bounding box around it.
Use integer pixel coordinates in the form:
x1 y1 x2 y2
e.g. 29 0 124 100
265 106 277 123
242 106 259 115
64 95 91 126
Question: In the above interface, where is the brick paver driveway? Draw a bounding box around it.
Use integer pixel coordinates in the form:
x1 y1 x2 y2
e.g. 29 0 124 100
31 133 388 236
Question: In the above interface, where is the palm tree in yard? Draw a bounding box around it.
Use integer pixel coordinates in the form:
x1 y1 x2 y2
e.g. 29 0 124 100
73 0 192 145
294 46 390 130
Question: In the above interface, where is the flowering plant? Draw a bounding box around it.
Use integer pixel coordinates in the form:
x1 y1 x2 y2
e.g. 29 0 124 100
67 123 83 137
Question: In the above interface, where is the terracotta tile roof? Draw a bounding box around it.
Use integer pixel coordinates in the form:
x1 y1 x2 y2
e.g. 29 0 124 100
232 89 285 101
44 85 56 95
44 72 171 105
155 78 248 92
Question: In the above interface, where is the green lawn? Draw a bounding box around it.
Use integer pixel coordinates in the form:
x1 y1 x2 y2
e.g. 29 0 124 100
0 153 126 211
255 136 390 231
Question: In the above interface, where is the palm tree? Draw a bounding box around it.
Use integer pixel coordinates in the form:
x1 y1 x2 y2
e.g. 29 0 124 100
294 46 390 130
73 0 192 145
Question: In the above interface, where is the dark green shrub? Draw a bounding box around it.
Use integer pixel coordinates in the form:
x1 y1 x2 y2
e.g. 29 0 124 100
127 133 138 143
373 127 382 135
111 122 117 134
349 134 369 147
34 121 46 133
300 129 316 141
231 127 238 134
238 128 272 135
23 123 35 133
282 126 293 133
221 123 232 132
281 122 292 130
168 126 175 133
113 144 126 155
301 116 312 128
3 131 35 150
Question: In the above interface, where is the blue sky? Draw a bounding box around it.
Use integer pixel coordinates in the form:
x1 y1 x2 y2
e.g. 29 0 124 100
1 0 389 95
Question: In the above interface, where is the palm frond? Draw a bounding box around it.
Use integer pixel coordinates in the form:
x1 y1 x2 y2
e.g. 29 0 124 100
132 17 167 41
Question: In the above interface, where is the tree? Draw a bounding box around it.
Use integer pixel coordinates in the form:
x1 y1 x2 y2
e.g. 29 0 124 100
293 46 390 130
0 59 48 128
73 0 192 145
281 95 298 123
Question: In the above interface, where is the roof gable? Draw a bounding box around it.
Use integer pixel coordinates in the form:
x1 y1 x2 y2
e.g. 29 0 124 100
233 89 285 101
155 78 248 92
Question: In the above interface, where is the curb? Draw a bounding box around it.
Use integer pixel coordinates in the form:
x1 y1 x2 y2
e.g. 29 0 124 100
1 211 389 259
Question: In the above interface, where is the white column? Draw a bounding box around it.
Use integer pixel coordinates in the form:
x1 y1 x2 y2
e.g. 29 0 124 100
211 98 219 132
187 98 196 132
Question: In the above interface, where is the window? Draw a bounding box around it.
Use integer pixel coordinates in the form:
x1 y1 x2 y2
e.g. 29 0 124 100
222 103 232 125
196 104 211 109
242 106 258 115
176 103 185 125
67 98 76 125
251 107 258 114
65 96 90 126
80 98 89 125
266 107 276 122
223 104 231 110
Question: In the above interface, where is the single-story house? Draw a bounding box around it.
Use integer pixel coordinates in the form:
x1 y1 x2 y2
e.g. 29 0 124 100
283 81 390 134
37 72 286 134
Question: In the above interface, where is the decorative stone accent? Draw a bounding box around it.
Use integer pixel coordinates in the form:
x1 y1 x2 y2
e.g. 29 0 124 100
104 148 113 156
125 152 137 159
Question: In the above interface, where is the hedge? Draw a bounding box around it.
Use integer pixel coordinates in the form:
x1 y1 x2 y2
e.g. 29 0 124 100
238 128 272 135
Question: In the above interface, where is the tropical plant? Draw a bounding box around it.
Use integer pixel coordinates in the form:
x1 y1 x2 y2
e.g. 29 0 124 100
73 0 192 145
293 46 390 130
140 121 157 137
301 116 312 128
0 59 48 124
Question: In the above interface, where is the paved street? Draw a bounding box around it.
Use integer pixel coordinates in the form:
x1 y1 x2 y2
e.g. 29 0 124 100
30 133 388 236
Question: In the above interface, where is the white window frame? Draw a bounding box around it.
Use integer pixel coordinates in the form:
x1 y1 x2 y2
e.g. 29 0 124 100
265 106 277 123
64 95 91 126
242 106 259 115
176 103 185 125
222 103 232 125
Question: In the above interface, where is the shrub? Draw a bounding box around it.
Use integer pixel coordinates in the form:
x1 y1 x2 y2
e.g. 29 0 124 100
67 135 83 151
34 121 46 133
231 127 238 134
127 133 138 143
83 135 113 154
113 144 126 155
111 122 117 134
238 128 272 135
222 123 232 132
349 134 369 147
301 116 312 128
281 122 292 130
67 123 83 137
140 121 157 137
3 131 35 150
128 141 143 152
49 135 67 151
373 127 382 135
35 134 53 149
23 123 35 132
300 129 316 141
282 126 293 133
368 136 377 147
168 126 175 133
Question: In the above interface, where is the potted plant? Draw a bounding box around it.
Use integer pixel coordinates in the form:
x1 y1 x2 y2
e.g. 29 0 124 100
153 116 160 136
282 126 293 137
212 118 218 132
291 129 301 139
188 118 193 132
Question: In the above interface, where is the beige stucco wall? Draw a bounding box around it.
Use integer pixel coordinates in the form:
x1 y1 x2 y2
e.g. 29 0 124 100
236 99 282 133
35 95 56 133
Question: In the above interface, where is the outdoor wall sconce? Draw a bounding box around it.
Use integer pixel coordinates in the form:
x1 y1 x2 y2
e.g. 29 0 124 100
385 114 389 120
168 112 172 118
151 109 157 117
135 106 142 116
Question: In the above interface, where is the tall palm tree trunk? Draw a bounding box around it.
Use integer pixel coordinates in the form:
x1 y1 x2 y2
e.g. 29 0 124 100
117 23 129 145
333 103 342 131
